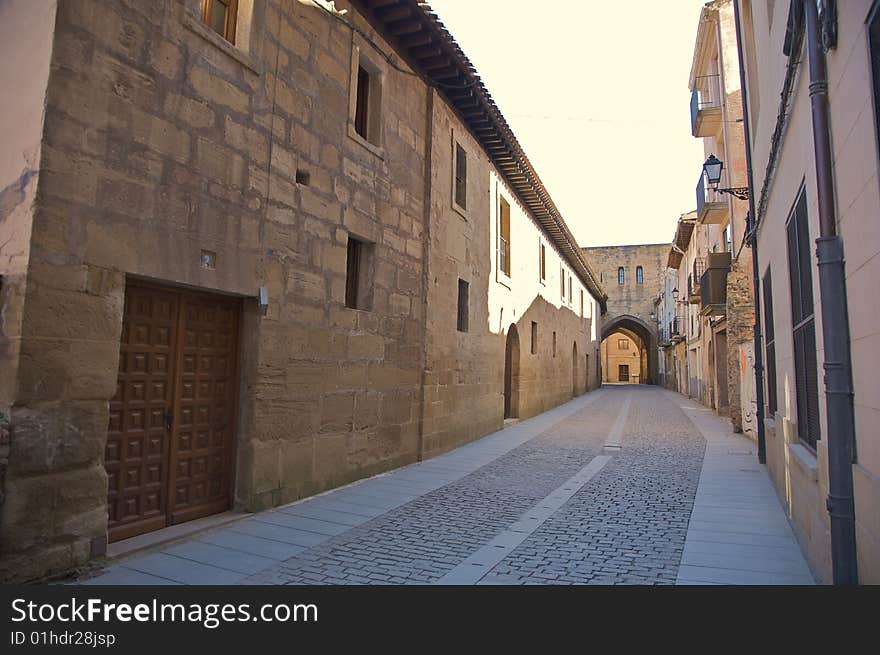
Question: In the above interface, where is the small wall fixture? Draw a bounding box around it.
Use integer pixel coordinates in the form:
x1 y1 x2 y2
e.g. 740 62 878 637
258 285 269 316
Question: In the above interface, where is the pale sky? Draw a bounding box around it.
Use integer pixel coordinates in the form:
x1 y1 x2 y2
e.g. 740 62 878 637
427 0 713 247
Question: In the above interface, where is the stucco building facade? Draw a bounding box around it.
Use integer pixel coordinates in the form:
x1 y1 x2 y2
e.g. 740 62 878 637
687 0 755 433
0 0 605 581
737 0 880 583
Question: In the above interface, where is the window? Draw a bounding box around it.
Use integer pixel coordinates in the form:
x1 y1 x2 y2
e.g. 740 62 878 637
499 197 511 276
560 266 565 299
531 321 538 355
786 189 819 449
454 143 467 211
539 242 546 282
618 267 625 285
618 339 629 350
350 49 382 148
762 269 778 415
553 332 557 357
345 236 374 310
354 66 371 140
580 289 584 318
869 2 880 159
568 275 573 303
202 0 238 43
457 279 469 332
636 266 644 285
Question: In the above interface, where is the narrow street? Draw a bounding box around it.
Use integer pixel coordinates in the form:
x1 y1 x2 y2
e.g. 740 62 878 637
80 386 813 586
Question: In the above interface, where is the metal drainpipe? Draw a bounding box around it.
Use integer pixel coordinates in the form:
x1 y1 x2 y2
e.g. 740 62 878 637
803 0 858 584
732 0 766 464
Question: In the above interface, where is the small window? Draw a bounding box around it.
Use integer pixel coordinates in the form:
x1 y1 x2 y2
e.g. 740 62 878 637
560 266 565 299
202 0 238 44
350 51 382 148
618 267 625 285
870 3 880 160
580 289 584 317
354 67 371 140
345 236 374 310
531 321 538 355
454 143 467 211
568 275 573 303
499 197 511 276
539 242 546 282
618 339 629 350
457 279 469 333
636 266 644 285
553 331 557 357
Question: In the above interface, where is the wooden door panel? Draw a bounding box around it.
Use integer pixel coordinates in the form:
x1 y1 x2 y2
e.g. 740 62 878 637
168 293 238 525
107 286 178 542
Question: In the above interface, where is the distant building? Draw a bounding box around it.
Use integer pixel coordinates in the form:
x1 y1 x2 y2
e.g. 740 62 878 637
582 244 668 385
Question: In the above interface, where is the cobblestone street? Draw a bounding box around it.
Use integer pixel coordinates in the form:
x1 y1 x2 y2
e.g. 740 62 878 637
79 386 814 586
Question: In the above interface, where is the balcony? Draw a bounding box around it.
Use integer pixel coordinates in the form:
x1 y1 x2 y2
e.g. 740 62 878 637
700 252 731 316
696 172 729 225
688 258 705 304
690 75 722 137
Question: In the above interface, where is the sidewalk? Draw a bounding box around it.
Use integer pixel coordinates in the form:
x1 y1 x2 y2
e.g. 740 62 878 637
669 390 815 585
78 391 609 585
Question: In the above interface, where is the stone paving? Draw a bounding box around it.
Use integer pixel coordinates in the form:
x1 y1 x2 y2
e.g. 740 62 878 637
78 386 814 585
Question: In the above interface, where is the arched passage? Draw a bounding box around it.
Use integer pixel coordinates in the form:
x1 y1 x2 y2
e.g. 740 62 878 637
504 324 520 418
600 314 659 385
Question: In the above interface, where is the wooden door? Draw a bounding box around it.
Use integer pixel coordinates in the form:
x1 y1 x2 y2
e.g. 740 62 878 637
107 282 239 542
167 293 239 525
618 364 629 383
107 286 179 541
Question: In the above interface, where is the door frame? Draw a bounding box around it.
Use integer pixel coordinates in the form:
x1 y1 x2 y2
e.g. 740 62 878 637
110 277 243 541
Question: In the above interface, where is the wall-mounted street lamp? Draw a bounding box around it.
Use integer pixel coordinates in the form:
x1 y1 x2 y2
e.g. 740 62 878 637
703 154 750 200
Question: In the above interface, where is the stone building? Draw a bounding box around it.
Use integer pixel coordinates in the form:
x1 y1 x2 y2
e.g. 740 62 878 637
601 331 643 384
737 0 879 583
687 0 755 433
657 212 697 394
582 243 668 384
0 0 605 581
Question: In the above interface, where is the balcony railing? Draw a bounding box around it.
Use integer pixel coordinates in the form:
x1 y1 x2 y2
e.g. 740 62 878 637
696 172 730 224
700 252 731 315
688 258 705 303
690 74 722 136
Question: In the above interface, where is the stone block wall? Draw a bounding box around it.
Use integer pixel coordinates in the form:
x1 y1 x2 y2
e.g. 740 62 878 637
582 244 668 328
0 0 607 581
725 252 754 433
421 97 600 457
1 0 429 581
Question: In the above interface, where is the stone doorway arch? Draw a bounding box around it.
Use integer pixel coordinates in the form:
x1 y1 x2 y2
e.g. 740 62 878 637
601 314 659 384
504 324 520 418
